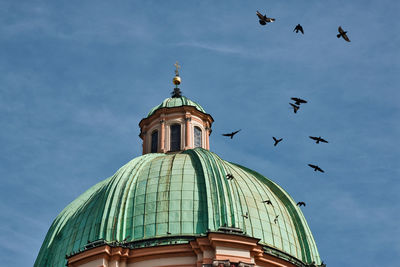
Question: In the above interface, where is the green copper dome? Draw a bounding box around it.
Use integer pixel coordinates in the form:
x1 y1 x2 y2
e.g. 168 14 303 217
147 96 206 117
35 148 321 267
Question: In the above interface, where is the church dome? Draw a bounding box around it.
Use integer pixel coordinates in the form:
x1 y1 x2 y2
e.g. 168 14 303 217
34 148 321 267
147 96 206 117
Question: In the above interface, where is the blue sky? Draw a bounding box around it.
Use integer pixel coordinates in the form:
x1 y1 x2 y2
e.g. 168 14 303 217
0 0 399 266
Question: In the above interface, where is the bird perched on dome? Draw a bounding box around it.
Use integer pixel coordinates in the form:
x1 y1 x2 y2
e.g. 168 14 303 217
274 215 279 224
226 174 234 180
337 26 351 42
122 236 131 242
293 24 304 34
256 11 275 25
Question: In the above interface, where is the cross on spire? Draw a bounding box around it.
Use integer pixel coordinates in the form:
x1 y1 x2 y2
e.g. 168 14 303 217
174 61 181 76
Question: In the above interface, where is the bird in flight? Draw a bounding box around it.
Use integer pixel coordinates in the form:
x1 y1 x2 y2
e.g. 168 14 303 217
242 212 249 219
222 129 241 139
308 164 325 173
274 215 279 224
293 24 304 34
337 26 351 42
291 97 307 105
289 103 300 113
262 200 273 206
256 11 275 25
226 174 234 180
309 136 328 144
272 137 283 146
297 202 306 207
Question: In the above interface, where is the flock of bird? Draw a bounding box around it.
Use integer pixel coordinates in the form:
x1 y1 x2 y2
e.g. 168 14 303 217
222 97 329 177
222 96 328 212
256 10 351 42
219 11 341 225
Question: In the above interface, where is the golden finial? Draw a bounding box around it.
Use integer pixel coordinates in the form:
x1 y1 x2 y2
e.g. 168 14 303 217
173 61 181 85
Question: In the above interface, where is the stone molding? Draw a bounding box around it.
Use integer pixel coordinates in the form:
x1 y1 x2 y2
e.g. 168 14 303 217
67 232 306 267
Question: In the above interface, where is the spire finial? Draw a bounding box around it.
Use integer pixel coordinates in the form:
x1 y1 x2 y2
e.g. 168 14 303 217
172 61 182 97
172 61 181 86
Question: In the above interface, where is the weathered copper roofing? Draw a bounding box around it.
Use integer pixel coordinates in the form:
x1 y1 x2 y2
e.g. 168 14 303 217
147 96 206 117
34 148 321 267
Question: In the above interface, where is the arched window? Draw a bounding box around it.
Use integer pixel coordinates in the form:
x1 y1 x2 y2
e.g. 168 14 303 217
170 124 181 151
194 126 202 148
151 130 158 153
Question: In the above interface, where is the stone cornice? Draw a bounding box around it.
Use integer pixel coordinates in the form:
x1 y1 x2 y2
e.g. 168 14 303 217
139 105 214 136
67 232 317 267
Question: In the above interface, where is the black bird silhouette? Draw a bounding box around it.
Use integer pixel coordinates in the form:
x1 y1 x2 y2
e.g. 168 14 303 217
293 24 304 34
274 215 279 224
337 26 351 42
122 235 131 242
222 129 241 139
242 212 249 219
308 164 324 173
167 231 171 235
262 200 273 206
226 174 234 180
256 11 275 25
289 103 300 113
297 202 306 207
291 97 307 105
309 136 328 144
272 137 283 146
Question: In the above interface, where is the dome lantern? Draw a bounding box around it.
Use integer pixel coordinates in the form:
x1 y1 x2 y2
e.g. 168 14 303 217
138 63 214 154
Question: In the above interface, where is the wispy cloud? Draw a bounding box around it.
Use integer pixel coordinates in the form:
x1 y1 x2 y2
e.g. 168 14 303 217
0 3 152 45
175 40 246 55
